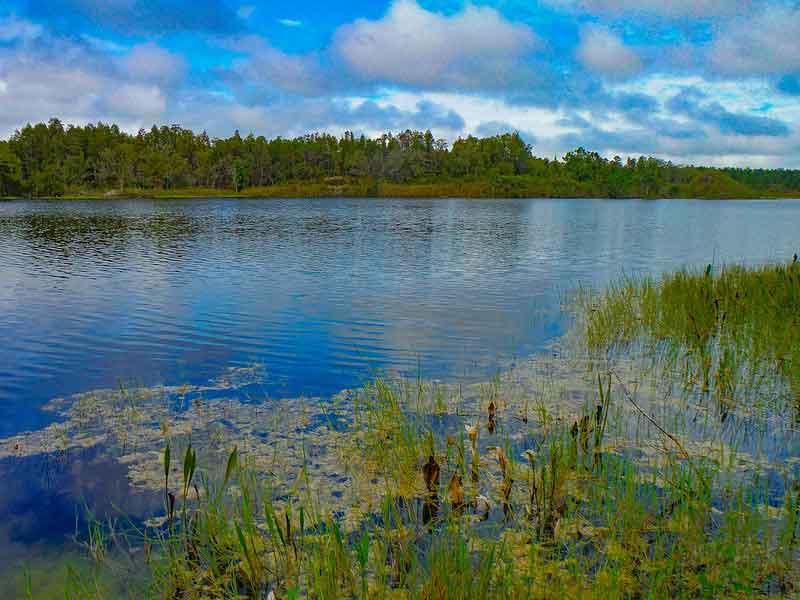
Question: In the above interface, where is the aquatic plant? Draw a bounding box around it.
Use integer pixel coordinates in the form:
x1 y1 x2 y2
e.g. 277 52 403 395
7 264 800 598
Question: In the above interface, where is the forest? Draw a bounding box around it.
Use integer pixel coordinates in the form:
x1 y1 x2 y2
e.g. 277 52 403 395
1 118 799 199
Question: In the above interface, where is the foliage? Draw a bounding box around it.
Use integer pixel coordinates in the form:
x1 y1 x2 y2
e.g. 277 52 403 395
0 140 22 196
2 119 799 199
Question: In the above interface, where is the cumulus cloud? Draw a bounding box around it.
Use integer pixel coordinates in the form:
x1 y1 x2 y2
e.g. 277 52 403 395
0 30 170 136
544 121 800 168
710 6 800 76
576 25 642 80
120 43 186 87
104 83 167 117
333 0 539 89
543 0 744 18
3 0 800 167
224 37 333 97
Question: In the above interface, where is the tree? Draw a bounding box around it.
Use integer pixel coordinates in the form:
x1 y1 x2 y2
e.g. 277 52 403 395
0 118 798 199
0 141 22 196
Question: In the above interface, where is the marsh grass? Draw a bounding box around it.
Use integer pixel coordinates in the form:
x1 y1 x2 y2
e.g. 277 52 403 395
70 377 798 597
14 262 800 598
577 261 800 412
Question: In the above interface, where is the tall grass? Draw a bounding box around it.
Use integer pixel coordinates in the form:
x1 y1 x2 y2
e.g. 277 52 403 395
578 261 800 411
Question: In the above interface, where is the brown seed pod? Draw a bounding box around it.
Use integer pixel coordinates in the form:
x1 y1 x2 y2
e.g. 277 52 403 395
422 455 440 494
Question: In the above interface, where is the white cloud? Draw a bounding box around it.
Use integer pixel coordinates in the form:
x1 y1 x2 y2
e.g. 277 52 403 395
227 37 329 96
379 90 571 140
543 0 744 18
120 43 187 86
105 83 167 117
710 6 800 76
372 78 800 168
0 80 7 95
333 0 538 88
0 15 43 42
278 19 303 27
576 25 642 80
0 36 170 136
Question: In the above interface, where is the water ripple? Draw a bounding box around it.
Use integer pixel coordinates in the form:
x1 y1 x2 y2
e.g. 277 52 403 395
0 197 799 436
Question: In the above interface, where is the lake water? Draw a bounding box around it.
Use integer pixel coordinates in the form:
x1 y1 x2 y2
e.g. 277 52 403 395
0 197 799 583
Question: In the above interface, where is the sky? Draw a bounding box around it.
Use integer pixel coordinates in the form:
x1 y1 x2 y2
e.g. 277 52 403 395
1 0 799 167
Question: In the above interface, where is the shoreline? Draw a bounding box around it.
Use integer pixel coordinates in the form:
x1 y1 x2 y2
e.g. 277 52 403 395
3 187 800 202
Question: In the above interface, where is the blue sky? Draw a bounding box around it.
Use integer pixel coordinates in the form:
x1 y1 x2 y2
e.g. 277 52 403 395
1 0 799 167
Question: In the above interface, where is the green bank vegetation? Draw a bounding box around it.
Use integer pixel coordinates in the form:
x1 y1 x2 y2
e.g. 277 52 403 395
17 260 797 598
579 259 800 407
2 119 800 200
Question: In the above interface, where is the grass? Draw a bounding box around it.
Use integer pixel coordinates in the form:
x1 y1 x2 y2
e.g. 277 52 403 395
13 261 800 598
577 259 800 409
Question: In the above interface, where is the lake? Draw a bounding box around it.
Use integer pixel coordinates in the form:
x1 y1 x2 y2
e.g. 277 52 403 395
0 197 799 586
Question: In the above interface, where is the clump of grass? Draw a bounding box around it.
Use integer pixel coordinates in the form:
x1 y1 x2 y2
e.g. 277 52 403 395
578 260 800 411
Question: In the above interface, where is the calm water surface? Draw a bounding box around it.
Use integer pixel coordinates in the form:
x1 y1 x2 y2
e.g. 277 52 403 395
1 197 799 435
0 197 799 580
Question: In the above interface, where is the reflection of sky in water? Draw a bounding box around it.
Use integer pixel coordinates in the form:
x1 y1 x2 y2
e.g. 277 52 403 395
0 444 161 593
0 197 799 585
0 198 798 438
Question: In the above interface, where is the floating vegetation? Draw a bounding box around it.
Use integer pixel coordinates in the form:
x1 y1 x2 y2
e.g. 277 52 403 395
3 263 800 598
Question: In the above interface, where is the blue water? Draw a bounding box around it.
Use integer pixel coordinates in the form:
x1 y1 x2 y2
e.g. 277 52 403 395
0 197 799 587
1 197 798 440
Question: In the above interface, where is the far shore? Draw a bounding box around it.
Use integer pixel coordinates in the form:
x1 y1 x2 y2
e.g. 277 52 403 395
4 183 800 202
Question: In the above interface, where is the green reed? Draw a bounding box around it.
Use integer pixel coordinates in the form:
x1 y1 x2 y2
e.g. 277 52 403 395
577 260 800 409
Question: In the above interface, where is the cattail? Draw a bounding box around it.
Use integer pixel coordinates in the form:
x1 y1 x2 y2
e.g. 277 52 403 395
465 423 478 452
488 401 497 434
448 472 465 511
422 455 440 494
496 446 509 481
466 423 479 484
579 415 591 452
501 477 513 519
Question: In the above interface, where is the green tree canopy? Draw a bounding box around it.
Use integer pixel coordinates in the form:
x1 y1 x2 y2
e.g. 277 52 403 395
1 120 798 199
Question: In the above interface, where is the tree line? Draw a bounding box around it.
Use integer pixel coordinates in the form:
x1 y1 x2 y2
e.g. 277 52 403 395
0 118 798 199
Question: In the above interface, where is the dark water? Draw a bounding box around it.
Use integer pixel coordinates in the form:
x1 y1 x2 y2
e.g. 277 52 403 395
1 197 799 437
0 197 799 585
